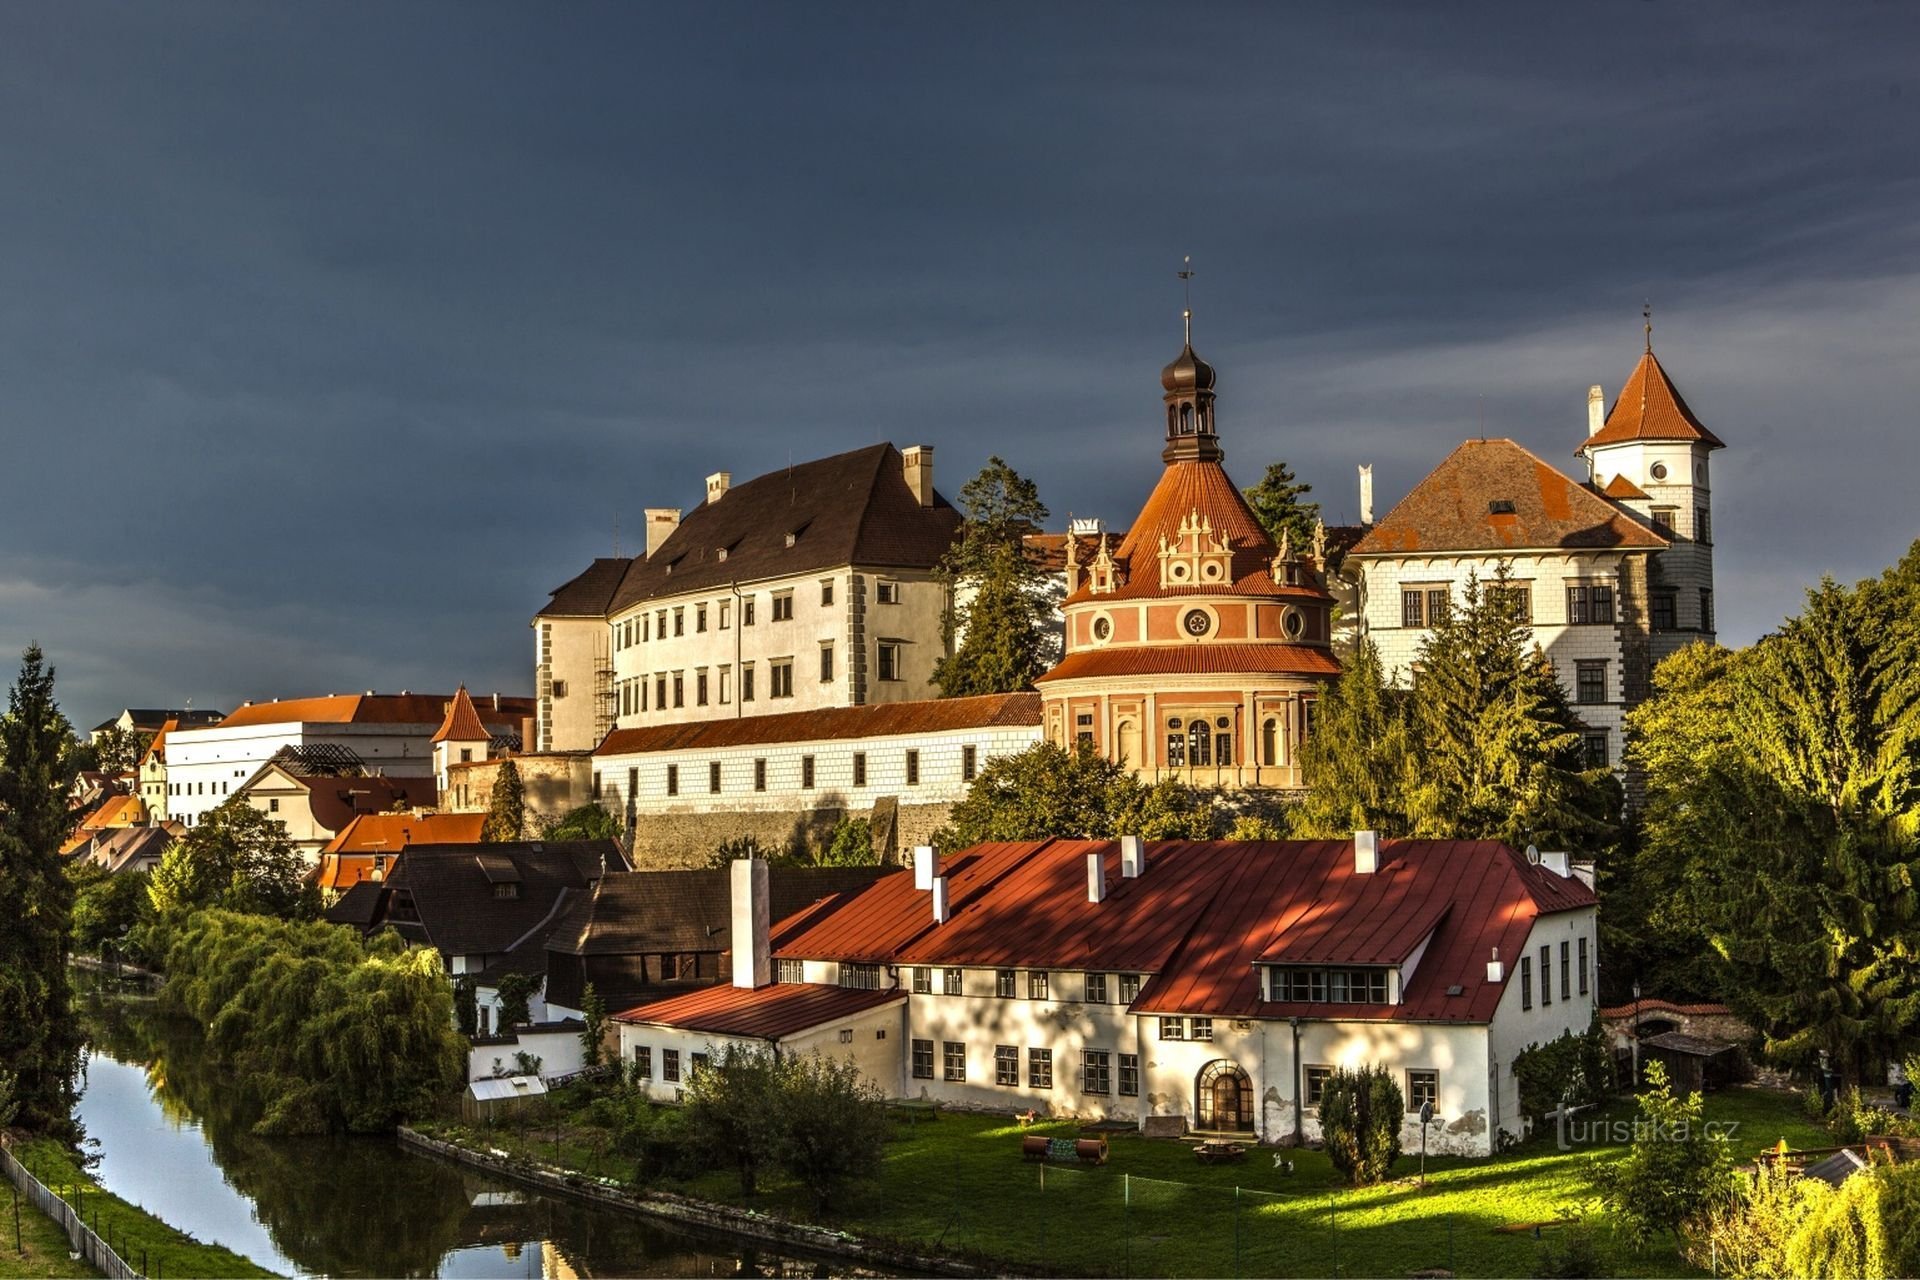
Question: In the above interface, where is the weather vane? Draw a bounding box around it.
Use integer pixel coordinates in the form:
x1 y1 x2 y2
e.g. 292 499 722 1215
1179 255 1195 343
1643 299 1653 352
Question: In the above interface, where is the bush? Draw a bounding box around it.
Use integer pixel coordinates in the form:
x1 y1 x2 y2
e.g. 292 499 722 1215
1513 1014 1615 1128
1319 1063 1402 1185
1784 1164 1890 1279
1534 1216 1612 1279
1593 1061 1732 1251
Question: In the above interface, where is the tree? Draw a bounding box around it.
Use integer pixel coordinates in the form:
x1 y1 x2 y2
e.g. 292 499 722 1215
935 740 1218 848
148 798 309 920
0 645 84 1135
1317 1064 1403 1185
579 983 607 1068
933 457 1055 697
543 802 620 842
68 862 153 961
1405 569 1617 850
1594 1061 1733 1251
816 817 877 866
681 1043 784 1196
482 760 526 842
90 725 152 775
1242 459 1320 553
1295 639 1418 837
774 1051 890 1213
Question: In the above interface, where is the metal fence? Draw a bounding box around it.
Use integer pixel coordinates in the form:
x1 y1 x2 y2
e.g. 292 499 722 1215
0 1143 145 1280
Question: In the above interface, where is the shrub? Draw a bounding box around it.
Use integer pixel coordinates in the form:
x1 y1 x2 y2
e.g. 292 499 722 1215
1318 1063 1403 1185
775 1051 890 1213
1785 1164 1889 1279
1513 1014 1616 1127
1534 1216 1612 1279
1681 1153 1820 1276
1593 1061 1733 1251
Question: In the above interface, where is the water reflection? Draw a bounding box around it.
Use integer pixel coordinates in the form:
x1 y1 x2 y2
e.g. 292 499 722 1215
76 982 860 1278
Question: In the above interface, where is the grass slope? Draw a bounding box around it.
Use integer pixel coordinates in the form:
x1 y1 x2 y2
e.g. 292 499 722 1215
428 1083 1822 1278
0 1177 103 1280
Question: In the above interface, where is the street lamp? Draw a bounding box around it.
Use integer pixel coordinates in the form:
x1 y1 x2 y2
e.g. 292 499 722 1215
1630 979 1642 1087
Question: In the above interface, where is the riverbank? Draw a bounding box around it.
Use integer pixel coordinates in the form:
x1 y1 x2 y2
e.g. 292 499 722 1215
0 1168 103 1280
6 1139 276 1280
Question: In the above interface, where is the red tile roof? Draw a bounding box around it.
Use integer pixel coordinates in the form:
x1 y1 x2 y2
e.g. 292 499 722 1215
1599 474 1651 501
1599 998 1735 1020
596 692 1040 757
432 687 492 744
616 982 906 1040
283 772 438 835
1036 643 1341 684
139 719 178 768
220 693 534 730
1350 439 1668 557
1581 349 1724 452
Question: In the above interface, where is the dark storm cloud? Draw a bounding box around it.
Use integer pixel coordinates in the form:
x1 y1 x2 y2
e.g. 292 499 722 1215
2 3 1916 721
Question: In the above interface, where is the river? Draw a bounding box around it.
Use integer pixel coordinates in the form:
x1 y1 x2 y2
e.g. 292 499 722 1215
74 979 860 1278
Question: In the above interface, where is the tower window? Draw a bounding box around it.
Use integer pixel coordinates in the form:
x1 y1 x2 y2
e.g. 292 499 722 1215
1651 506 1677 534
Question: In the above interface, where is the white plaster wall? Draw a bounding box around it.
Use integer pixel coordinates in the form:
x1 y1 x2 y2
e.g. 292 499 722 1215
538 615 610 753
468 1027 586 1083
167 721 439 827
1483 905 1601 1143
615 996 904 1100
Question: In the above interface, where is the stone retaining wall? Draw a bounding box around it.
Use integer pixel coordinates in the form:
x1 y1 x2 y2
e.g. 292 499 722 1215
626 800 957 869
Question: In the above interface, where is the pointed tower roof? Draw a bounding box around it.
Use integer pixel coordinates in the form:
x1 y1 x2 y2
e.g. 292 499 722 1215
432 687 492 744
1582 348 1724 453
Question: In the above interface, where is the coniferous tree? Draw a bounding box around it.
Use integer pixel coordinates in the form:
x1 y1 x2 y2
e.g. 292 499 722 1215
482 759 526 842
1242 460 1321 552
933 457 1054 697
0 645 84 1135
1295 639 1418 837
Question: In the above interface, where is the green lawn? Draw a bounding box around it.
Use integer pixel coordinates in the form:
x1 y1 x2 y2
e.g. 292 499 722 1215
422 1083 1823 1277
9 1141 276 1280
0 1178 103 1280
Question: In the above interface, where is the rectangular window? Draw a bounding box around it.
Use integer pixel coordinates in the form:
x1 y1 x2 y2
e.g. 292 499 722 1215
1028 971 1049 1000
839 963 881 990
696 604 708 633
1407 1069 1438 1112
1427 587 1449 625
1540 945 1552 1006
943 967 963 996
696 668 710 706
802 755 815 789
268 797 280 812
820 644 834 683
912 1039 934 1079
996 969 1016 998
962 744 978 781
634 1046 651 1079
1651 506 1676 534
709 760 721 794
663 1049 681 1084
906 750 920 786
1575 660 1607 705
672 671 684 708
657 609 667 637
655 675 667 708
821 579 834 607
1582 731 1611 768
876 579 897 604
719 600 731 629
1119 973 1140 1002
1029 1047 1053 1089
1700 588 1714 632
994 1045 1019 1086
943 1041 966 1082
771 660 794 698
778 958 804 983
772 592 794 622
1402 588 1424 629
1652 589 1677 632
877 642 900 682
853 752 867 787
1082 1050 1111 1095
1084 972 1108 1003
719 665 731 704
1521 955 1533 1010
690 1052 709 1076
674 608 685 637
838 1029 853 1044
1190 1017 1214 1042
1306 1066 1331 1106
1578 937 1590 995
1119 1053 1139 1097
1566 584 1616 625
1560 940 1572 1001
666 764 679 797
754 758 767 792
743 598 755 626
1491 585 1533 624
1697 506 1711 544
1160 1016 1186 1040
912 967 932 995
742 664 755 702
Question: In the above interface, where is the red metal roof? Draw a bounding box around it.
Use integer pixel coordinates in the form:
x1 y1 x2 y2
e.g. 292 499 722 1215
615 981 906 1040
772 845 1052 963
1036 643 1341 684
1582 348 1725 452
596 693 1040 757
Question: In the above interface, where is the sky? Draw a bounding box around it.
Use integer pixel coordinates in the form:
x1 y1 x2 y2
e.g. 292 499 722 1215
3 3 1917 727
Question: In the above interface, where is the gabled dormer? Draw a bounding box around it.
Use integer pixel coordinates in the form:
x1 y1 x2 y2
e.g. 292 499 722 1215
1157 508 1234 592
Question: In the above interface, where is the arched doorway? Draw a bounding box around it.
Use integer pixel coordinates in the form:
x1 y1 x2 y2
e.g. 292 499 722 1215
1195 1059 1254 1133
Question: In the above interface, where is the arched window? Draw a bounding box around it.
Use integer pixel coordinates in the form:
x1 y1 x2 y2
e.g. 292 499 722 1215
1261 718 1278 767
1117 720 1138 769
1195 1059 1254 1132
1180 403 1195 434
1187 721 1212 768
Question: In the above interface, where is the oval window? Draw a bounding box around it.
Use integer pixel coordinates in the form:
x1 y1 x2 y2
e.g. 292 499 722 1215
1091 616 1113 642
1183 609 1211 637
1283 609 1305 639
1650 461 1669 481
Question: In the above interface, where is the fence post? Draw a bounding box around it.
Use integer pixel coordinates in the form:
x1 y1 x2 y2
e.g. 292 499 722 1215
1123 1172 1131 1280
1329 1190 1339 1279
1448 1213 1455 1274
1233 1185 1242 1279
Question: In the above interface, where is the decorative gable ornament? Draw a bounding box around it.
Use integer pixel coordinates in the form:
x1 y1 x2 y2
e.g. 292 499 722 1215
1157 508 1233 591
1089 533 1121 596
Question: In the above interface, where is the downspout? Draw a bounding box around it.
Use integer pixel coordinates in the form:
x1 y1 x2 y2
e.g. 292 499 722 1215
1290 1015 1303 1146
730 581 744 719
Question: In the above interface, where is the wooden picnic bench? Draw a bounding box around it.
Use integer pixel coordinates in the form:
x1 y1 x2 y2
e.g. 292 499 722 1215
1193 1140 1247 1165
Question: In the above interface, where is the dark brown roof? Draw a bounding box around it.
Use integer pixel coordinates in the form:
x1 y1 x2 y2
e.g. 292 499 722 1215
606 444 961 613
596 692 1040 756
1036 643 1340 684
220 693 534 729
1582 349 1724 452
1350 439 1668 557
541 557 632 618
1026 530 1128 573
547 866 889 958
617 981 906 1038
289 772 437 835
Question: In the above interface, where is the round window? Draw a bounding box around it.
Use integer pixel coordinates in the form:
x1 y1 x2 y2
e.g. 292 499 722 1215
1215 716 1231 729
1167 717 1183 730
1183 609 1212 637
1202 561 1223 580
1283 608 1305 639
1091 616 1113 642
1650 461 1669 480
1168 562 1190 582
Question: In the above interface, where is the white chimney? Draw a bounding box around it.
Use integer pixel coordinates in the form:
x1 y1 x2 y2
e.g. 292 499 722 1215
730 857 771 990
1487 948 1505 983
912 845 939 891
644 508 682 557
931 875 951 924
1358 464 1375 526
1086 852 1107 904
1541 850 1572 879
1587 385 1605 439
705 472 732 504
1119 835 1144 879
1354 829 1379 875
901 445 934 508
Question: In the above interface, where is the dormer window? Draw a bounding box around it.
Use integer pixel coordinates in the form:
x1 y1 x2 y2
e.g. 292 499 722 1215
1488 499 1516 515
1269 965 1391 1003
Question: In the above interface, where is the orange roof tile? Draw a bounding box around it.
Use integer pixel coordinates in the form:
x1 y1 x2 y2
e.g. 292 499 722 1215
1600 473 1651 501
596 692 1040 757
431 687 492 744
139 719 178 768
1035 643 1341 684
1350 439 1667 557
1582 349 1724 452
322 811 487 855
219 693 533 730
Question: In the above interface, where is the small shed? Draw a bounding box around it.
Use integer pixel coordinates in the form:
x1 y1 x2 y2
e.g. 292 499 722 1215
1639 1032 1742 1093
463 1074 547 1123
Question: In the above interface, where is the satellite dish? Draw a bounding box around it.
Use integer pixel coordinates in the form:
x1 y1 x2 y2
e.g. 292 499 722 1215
1419 1101 1434 1125
1525 845 1541 866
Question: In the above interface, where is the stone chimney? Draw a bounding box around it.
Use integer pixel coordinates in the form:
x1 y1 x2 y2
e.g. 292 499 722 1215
1587 385 1606 438
901 445 934 508
1354 829 1379 875
1086 852 1107 904
644 508 682 558
730 857 771 989
705 472 731 505
1358 464 1375 526
1119 835 1144 879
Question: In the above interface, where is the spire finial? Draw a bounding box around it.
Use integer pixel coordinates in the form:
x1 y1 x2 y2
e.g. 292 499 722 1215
1179 256 1195 346
1643 300 1653 353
